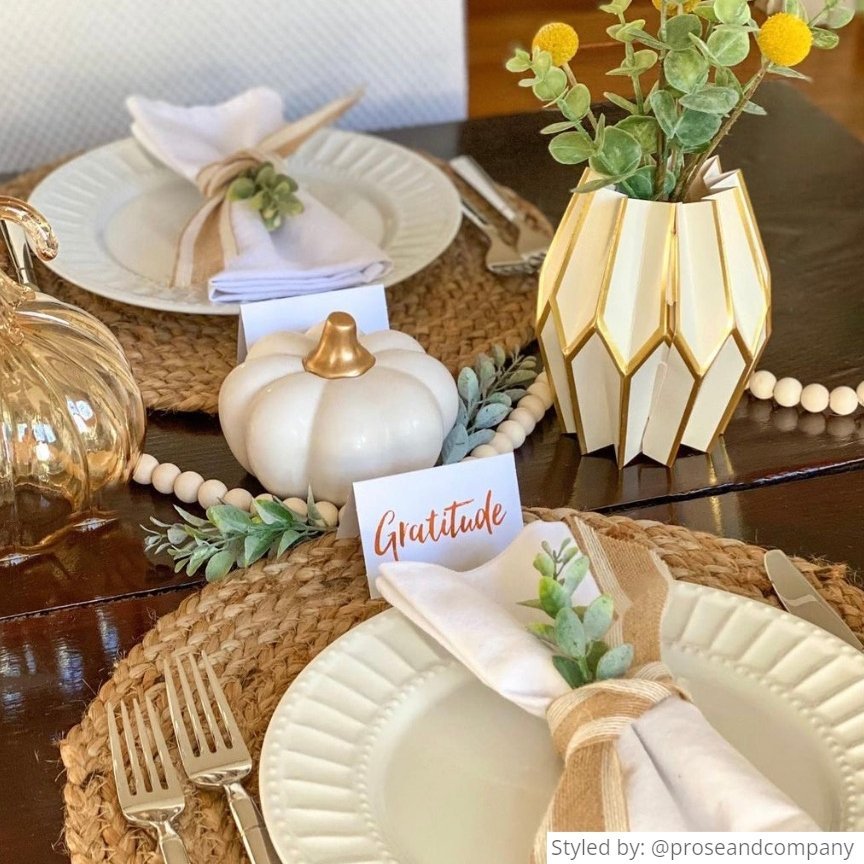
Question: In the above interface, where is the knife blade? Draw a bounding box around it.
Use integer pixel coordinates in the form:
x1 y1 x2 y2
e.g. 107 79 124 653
764 549 863 650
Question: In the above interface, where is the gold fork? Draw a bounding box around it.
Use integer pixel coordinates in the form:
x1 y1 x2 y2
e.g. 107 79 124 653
106 697 189 864
164 652 280 864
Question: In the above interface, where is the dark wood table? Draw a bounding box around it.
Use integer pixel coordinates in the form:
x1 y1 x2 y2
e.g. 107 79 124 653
3 81 864 860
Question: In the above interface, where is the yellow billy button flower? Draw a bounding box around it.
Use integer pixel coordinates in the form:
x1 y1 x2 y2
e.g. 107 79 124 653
532 22 579 67
758 12 813 67
651 0 699 14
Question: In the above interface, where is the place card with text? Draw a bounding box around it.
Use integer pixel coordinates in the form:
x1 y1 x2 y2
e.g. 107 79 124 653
353 452 523 597
237 283 389 359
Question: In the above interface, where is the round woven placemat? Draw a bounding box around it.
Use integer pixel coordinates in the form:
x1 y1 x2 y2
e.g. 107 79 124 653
1 158 546 414
59 506 864 864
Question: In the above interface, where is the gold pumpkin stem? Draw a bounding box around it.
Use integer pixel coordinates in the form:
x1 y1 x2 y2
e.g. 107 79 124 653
0 197 58 343
303 311 375 379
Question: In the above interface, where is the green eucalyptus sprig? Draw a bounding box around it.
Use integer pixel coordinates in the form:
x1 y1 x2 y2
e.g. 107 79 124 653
226 162 304 230
507 0 854 202
143 492 328 582
440 345 538 464
521 538 634 688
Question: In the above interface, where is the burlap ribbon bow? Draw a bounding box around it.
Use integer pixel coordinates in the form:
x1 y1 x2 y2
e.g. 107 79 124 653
172 92 359 287
531 518 690 861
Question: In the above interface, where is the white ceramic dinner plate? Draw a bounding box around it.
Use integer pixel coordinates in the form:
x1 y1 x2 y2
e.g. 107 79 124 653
260 582 864 863
28 129 461 315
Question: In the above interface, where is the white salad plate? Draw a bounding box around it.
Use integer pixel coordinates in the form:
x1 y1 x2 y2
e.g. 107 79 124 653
28 129 461 315
260 582 864 864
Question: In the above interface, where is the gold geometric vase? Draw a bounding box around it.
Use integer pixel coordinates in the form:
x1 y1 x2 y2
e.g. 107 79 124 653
537 157 770 467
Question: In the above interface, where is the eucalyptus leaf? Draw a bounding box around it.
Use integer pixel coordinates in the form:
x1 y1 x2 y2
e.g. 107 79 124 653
517 78 538 88
205 549 235 582
167 525 188 545
741 100 767 115
596 644 635 680
674 108 722 150
532 50 552 76
457 367 480 405
559 83 591 121
694 5 719 23
575 174 627 194
533 551 556 579
714 65 743 94
541 120 578 135
561 554 590 596
663 47 709 94
649 89 680 138
662 14 702 51
586 640 610 675
589 127 643 177
539 575 571 617
475 354 496 392
811 28 840 50
440 424 469 464
714 0 750 26
825 7 854 28
603 91 639 115
679 84 739 115
706 25 751 66
768 63 812 81
465 429 495 449
491 344 506 366
599 0 632 13
583 595 615 641
533 67 567 101
456 400 468 427
549 130 594 164
244 533 272 567
632 30 668 51
276 528 301 557
552 655 587 688
619 166 655 200
555 607 588 657
607 19 646 43
616 115 660 152
474 402 510 429
207 505 253 534
631 49 659 73
505 51 532 73
526 621 556 643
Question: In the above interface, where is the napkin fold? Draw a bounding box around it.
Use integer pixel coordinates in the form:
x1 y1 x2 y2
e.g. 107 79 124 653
377 518 818 850
127 87 392 302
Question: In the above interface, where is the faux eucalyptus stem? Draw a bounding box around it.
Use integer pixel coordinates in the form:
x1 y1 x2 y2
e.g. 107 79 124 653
674 62 769 200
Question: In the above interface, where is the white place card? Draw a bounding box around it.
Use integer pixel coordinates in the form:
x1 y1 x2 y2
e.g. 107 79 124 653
352 452 523 597
237 283 389 359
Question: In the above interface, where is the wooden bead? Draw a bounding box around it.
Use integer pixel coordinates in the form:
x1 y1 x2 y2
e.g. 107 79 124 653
773 377 802 408
173 471 204 503
497 419 526 448
315 501 339 528
830 385 858 416
536 370 548 384
508 407 536 434
197 479 227 509
282 497 307 517
857 381 864 406
518 393 547 422
132 453 159 485
489 432 514 454
748 370 776 400
471 444 498 458
151 462 181 494
223 488 254 510
800 383 829 414
527 380 554 409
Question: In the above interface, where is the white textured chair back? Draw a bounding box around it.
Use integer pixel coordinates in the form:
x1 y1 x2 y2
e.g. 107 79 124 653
0 0 467 172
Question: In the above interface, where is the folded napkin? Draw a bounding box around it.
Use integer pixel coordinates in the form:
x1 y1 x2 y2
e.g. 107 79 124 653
127 88 392 302
378 518 817 855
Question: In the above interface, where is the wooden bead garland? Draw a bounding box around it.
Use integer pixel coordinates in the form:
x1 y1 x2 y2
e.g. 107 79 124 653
133 371 554 527
748 370 864 416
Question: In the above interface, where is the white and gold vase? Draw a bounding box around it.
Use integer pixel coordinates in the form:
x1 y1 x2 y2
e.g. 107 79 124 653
537 157 770 467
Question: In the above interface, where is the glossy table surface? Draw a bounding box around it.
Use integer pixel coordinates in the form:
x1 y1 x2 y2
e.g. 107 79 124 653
3 82 864 860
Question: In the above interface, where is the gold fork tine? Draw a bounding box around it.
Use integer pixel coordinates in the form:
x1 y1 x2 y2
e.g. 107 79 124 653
163 659 196 763
132 698 161 794
188 653 227 751
106 702 132 805
175 655 210 755
145 693 183 793
201 652 245 749
120 700 146 797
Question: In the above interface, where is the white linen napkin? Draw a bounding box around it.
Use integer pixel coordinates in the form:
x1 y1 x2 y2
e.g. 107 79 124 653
127 88 392 302
377 520 819 832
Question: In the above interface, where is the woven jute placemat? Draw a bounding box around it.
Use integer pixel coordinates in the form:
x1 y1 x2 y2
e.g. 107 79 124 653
59 506 864 863
1 158 546 414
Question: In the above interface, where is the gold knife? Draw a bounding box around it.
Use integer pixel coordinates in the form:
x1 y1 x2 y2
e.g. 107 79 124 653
764 550 863 650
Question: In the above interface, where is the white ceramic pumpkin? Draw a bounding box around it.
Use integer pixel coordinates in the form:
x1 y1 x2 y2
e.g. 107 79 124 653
218 312 459 504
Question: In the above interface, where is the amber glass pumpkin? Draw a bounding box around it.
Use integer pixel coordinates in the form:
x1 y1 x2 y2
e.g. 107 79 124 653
0 197 146 560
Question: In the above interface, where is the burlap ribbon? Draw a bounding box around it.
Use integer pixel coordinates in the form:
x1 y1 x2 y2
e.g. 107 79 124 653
531 517 690 860
172 92 359 287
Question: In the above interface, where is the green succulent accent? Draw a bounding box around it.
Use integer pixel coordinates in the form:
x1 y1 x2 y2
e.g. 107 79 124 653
226 162 304 231
143 491 328 582
521 538 634 688
507 0 853 202
439 345 539 464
